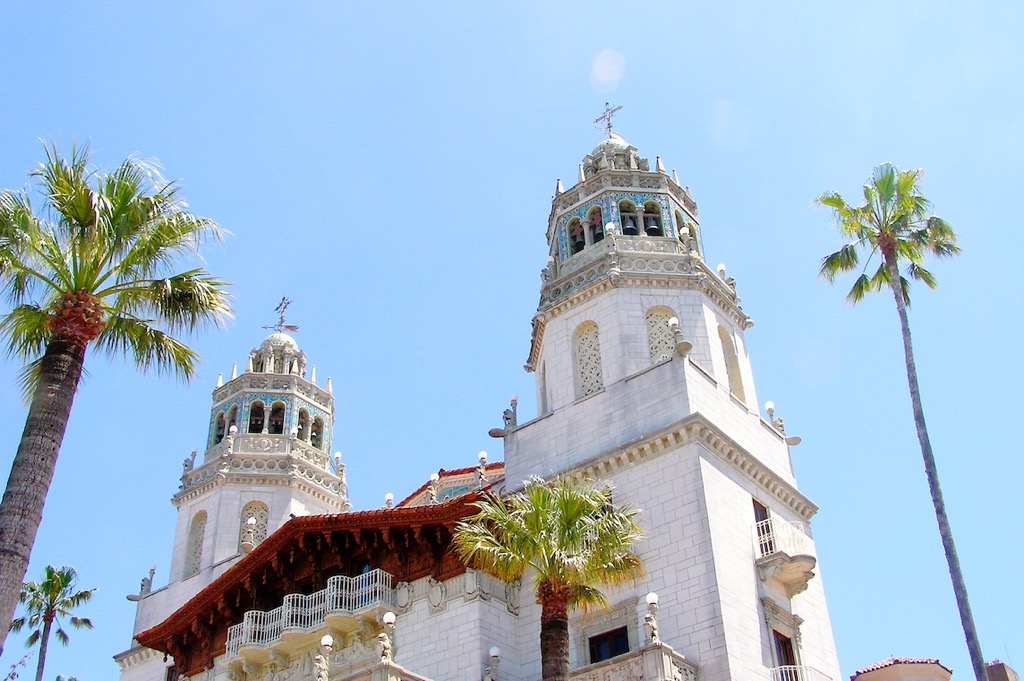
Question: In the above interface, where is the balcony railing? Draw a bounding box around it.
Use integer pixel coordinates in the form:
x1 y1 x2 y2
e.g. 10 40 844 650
571 642 698 681
770 665 833 681
226 569 394 658
753 518 813 559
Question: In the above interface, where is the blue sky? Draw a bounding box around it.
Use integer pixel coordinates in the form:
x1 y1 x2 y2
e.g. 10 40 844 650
1 2 1021 679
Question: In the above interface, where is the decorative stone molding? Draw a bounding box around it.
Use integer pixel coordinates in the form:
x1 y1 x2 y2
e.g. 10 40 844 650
572 597 639 664
563 412 818 522
761 597 803 644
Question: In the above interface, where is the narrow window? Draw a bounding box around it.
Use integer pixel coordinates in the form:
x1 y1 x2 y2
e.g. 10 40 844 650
773 631 797 668
227 405 238 431
214 413 226 445
589 627 629 664
718 326 746 403
186 511 207 577
268 401 285 435
643 202 664 236
568 218 585 256
645 307 675 363
619 201 639 235
297 409 310 442
753 499 774 556
248 401 265 434
239 501 270 551
311 417 325 450
574 322 604 398
588 207 605 244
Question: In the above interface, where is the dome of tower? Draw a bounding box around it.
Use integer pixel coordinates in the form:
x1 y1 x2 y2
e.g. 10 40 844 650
262 332 299 351
591 132 631 156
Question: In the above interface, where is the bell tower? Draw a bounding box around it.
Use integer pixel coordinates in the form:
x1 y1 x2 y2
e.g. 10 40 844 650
169 331 350 583
117 329 351 681
502 127 840 680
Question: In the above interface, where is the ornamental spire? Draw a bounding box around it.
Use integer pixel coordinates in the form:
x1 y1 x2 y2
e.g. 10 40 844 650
263 296 300 333
594 101 623 136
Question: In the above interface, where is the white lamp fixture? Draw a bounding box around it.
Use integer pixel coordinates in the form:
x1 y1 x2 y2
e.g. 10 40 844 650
478 450 488 463
384 493 394 509
320 634 334 650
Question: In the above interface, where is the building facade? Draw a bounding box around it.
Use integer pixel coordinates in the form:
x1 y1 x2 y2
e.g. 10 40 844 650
116 133 841 681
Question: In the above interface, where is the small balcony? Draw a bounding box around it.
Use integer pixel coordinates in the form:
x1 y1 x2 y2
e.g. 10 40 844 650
571 642 698 681
226 569 394 662
770 665 833 681
753 518 816 597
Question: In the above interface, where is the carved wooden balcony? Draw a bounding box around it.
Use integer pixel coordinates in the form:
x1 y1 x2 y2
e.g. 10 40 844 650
753 518 817 598
225 569 394 664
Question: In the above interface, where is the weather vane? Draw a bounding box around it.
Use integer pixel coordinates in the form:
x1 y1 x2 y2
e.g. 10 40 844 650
594 101 623 136
263 296 299 333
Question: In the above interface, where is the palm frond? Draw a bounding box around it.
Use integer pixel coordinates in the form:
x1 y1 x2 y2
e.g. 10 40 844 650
94 316 201 380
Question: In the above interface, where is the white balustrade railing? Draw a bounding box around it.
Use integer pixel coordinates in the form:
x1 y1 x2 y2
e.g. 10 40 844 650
770 665 832 681
753 518 813 560
226 569 394 657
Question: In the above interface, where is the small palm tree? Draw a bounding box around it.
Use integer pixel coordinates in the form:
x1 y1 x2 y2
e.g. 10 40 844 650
0 143 231 655
9 565 94 681
454 476 645 681
818 163 986 681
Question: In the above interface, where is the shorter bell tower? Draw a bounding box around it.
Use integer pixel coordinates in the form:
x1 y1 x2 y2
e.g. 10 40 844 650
170 331 350 584
117 330 352 681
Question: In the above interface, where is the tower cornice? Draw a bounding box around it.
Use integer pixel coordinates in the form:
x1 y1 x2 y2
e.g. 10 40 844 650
561 411 818 522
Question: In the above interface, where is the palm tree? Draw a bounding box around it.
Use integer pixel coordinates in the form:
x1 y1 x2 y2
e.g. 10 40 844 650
9 565 95 681
454 476 645 681
818 163 986 681
0 143 231 655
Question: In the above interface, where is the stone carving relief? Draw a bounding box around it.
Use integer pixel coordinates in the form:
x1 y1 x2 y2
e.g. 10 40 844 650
427 577 447 612
573 654 643 681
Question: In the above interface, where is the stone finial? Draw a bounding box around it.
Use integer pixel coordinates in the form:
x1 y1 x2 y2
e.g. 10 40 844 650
555 178 563 195
231 362 238 380
578 164 586 182
656 156 666 173
310 366 317 385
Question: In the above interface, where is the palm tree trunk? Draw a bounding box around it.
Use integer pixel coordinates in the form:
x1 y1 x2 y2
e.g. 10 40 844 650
539 581 571 681
885 254 988 681
34 617 52 681
0 339 86 657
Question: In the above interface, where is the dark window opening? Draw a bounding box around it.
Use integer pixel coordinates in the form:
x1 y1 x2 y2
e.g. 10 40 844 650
773 630 797 669
589 626 629 664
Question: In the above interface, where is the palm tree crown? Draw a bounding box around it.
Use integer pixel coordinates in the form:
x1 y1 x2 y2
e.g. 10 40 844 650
9 565 95 681
0 143 231 656
454 476 644 681
818 164 986 681
818 162 959 305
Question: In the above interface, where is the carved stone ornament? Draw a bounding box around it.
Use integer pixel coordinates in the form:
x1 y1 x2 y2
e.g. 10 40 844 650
427 577 447 611
395 581 412 611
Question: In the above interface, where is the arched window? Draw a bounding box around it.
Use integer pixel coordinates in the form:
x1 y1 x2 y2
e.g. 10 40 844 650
718 325 746 403
643 202 664 236
227 405 238 431
568 218 585 256
646 307 676 363
297 409 310 442
574 322 604 398
268 401 285 435
186 511 207 577
619 201 639 235
311 417 324 450
248 401 265 434
588 207 605 244
238 501 270 551
214 413 226 445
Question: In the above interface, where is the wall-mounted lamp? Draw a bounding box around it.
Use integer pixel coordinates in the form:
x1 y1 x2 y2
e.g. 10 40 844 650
643 591 660 644
667 317 693 358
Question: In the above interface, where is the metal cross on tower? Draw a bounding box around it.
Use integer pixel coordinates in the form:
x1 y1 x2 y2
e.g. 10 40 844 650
594 101 623 136
263 296 300 333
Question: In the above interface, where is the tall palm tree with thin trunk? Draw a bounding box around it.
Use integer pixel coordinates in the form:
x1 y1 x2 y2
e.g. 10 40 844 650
0 143 231 656
9 565 94 681
454 476 645 681
818 163 986 681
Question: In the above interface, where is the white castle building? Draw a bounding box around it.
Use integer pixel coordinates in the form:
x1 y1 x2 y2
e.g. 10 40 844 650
115 131 841 681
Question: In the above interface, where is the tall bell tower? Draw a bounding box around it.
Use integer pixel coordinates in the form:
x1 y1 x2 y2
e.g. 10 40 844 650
503 127 841 680
116 330 350 681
